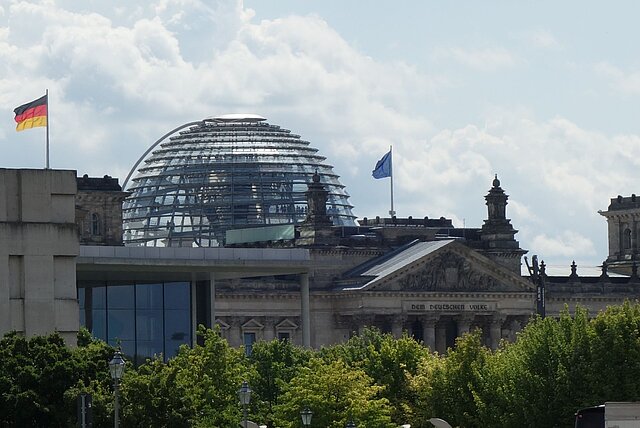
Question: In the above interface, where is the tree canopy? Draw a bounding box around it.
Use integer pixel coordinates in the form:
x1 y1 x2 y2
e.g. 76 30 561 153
5 303 640 427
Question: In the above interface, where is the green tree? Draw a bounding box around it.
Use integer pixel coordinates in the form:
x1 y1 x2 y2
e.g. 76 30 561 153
0 330 114 427
273 357 394 428
321 327 429 423
118 326 252 427
249 338 313 427
411 329 490 428
589 301 640 402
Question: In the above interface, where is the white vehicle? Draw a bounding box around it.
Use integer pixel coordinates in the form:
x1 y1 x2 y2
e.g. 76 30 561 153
575 402 640 428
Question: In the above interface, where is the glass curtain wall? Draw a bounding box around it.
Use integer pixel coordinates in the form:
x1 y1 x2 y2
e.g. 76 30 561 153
78 281 191 364
123 116 357 247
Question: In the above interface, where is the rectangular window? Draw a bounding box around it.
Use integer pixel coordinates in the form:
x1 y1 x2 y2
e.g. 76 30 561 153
277 332 290 342
107 284 134 309
243 332 256 356
136 283 163 309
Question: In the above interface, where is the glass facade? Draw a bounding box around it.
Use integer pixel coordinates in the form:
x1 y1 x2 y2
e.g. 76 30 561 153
78 281 191 364
123 115 357 247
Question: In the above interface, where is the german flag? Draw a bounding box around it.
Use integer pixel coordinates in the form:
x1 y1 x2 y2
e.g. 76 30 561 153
14 94 48 132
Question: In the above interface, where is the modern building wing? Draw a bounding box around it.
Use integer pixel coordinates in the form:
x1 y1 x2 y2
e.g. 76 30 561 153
122 115 356 247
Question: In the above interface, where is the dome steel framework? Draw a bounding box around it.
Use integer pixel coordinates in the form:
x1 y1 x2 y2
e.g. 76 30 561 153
122 115 357 247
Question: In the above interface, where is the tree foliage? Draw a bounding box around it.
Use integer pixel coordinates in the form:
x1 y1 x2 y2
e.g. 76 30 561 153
320 327 429 423
7 302 640 428
248 338 313 427
273 357 395 428
0 329 113 427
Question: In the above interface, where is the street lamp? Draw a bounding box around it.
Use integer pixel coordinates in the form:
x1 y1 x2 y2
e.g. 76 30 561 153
428 418 453 428
238 381 251 428
346 421 356 428
300 406 312 426
108 349 126 428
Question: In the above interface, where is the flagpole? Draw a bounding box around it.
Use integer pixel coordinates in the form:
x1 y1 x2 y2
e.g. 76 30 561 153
45 89 50 169
389 145 395 217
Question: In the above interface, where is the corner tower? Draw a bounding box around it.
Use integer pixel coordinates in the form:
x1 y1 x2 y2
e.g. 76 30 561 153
479 175 527 274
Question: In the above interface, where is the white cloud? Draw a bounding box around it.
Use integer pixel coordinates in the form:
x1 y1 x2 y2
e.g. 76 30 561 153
0 0 636 269
434 46 517 71
595 62 640 95
527 29 561 49
531 232 596 259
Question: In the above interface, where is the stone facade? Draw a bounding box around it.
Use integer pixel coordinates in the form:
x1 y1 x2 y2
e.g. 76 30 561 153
0 169 79 344
599 194 640 274
76 174 128 246
10 167 640 359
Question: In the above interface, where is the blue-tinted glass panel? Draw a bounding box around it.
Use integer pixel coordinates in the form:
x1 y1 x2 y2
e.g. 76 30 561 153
92 309 107 341
108 309 135 342
136 341 163 365
136 309 163 341
136 283 163 309
164 282 190 309
77 288 85 310
244 332 256 356
164 308 190 360
115 340 135 362
164 309 190 342
164 339 184 361
92 286 106 309
107 284 134 309
278 332 290 342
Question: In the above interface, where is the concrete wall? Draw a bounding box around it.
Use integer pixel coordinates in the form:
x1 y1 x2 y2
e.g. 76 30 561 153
0 169 79 344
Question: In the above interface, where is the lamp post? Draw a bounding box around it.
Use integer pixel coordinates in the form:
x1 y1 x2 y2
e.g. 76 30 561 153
300 406 312 426
238 381 251 428
346 421 356 428
108 350 126 428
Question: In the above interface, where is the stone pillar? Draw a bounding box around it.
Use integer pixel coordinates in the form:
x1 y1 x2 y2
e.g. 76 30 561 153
457 314 474 337
352 314 375 335
300 273 311 347
489 314 504 350
391 314 406 339
190 272 197 343
229 316 243 348
209 272 216 329
263 317 275 342
422 316 437 351
436 322 447 354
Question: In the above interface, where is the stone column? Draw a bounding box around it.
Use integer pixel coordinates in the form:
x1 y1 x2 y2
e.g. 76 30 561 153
436 322 447 354
489 314 504 350
190 272 197 343
354 314 375 335
391 314 407 339
229 316 243 348
422 316 437 351
457 314 474 337
209 272 216 330
300 273 311 347
262 317 275 342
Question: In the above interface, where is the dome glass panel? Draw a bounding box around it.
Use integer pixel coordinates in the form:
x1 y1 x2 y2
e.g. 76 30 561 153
123 116 357 247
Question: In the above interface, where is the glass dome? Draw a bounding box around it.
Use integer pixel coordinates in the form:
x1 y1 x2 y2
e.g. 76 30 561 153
122 115 357 247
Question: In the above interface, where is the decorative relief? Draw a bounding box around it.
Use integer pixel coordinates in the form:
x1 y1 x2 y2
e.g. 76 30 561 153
397 251 504 292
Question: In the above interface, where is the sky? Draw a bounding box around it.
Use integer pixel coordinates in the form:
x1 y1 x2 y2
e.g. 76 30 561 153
2 0 640 270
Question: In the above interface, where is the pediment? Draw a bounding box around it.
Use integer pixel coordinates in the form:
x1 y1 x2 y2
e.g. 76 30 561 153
276 319 298 330
366 242 532 293
241 319 264 330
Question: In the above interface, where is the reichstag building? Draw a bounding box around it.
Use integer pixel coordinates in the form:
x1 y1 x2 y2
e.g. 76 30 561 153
2 114 639 365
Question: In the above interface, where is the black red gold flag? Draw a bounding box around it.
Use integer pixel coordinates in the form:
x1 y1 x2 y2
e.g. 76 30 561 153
14 94 48 132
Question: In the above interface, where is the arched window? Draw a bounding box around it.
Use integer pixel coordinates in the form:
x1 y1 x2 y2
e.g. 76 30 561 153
623 228 632 250
91 213 101 235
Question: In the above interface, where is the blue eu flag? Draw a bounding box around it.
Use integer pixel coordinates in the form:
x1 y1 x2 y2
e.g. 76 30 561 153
372 150 392 179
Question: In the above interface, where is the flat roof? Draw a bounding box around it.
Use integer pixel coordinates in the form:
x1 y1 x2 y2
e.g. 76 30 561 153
77 245 311 281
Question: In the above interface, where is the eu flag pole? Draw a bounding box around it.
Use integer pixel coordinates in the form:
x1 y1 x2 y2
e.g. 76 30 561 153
372 146 395 216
